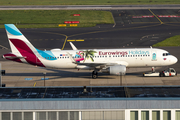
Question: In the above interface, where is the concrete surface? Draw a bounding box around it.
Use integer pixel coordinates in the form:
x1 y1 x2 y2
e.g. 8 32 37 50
1 61 180 87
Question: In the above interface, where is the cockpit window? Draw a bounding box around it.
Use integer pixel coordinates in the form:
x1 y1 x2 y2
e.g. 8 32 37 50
163 53 170 56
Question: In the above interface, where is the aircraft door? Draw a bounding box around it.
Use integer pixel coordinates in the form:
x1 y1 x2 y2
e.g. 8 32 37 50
151 50 157 61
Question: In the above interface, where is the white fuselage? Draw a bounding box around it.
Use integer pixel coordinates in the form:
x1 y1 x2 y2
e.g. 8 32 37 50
34 48 177 69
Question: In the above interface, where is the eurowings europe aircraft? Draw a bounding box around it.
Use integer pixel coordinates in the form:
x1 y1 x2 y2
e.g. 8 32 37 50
2 24 178 78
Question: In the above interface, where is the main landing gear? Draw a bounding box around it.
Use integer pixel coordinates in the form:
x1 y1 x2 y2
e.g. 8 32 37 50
92 71 98 79
152 67 155 73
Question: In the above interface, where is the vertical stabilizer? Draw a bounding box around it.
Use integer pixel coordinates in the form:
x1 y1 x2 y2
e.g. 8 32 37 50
4 24 45 67
4 24 36 53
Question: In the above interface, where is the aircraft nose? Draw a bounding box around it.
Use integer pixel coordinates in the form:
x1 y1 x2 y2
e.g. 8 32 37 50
172 56 178 64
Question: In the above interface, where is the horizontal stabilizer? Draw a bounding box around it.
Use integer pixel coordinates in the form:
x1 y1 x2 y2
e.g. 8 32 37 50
4 56 25 59
3 53 25 59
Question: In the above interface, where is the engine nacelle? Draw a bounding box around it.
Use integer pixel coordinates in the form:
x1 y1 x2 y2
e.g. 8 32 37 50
101 65 126 75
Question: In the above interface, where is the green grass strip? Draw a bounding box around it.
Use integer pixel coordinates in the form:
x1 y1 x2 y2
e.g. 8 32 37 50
0 0 180 5
153 35 180 47
0 10 114 28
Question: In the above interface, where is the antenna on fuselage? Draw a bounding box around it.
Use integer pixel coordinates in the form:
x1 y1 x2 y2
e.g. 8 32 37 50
69 42 78 50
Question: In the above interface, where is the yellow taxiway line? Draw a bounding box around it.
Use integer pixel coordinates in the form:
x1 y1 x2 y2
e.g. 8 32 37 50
149 9 163 24
67 40 84 42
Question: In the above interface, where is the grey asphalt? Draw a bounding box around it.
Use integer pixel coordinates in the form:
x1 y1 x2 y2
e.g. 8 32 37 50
0 9 180 87
0 23 179 50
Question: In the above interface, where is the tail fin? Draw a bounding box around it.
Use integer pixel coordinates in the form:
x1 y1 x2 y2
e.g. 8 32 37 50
4 24 45 67
4 24 36 54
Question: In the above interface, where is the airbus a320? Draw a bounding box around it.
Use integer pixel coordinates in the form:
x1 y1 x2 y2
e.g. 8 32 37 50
3 24 178 79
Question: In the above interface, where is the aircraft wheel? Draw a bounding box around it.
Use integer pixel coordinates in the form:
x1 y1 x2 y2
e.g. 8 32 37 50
92 74 97 79
159 73 161 77
159 72 164 77
92 71 98 79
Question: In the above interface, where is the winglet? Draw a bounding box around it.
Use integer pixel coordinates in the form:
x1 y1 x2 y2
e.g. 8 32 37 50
66 52 77 64
69 42 78 50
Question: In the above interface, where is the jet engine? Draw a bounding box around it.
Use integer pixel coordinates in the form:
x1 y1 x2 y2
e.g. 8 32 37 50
101 65 126 75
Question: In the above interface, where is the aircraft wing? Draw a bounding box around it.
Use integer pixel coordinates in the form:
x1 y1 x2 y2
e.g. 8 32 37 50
76 61 128 69
76 62 118 67
66 52 128 69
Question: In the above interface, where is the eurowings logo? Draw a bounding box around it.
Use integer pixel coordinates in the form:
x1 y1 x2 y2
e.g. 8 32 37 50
99 51 128 56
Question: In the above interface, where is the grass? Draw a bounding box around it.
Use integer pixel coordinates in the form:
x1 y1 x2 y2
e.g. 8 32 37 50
0 10 114 28
0 0 180 5
153 35 180 47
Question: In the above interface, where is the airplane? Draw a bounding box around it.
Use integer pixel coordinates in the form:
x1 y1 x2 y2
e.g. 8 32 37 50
2 24 178 79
